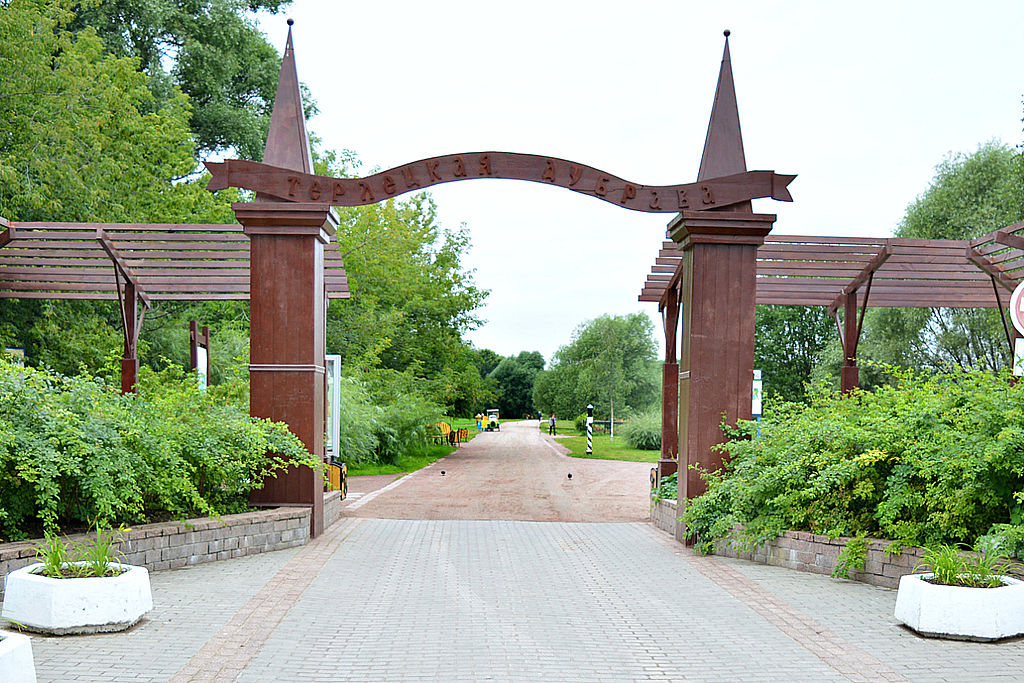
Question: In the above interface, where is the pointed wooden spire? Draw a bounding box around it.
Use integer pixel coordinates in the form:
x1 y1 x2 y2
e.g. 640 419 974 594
697 30 747 182
262 19 314 174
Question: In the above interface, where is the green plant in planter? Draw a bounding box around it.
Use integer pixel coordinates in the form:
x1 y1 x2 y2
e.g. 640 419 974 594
34 533 73 579
33 524 128 579
916 540 1022 588
78 525 128 577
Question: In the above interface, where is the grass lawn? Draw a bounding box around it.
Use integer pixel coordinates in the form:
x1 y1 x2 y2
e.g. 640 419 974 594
554 431 660 463
538 421 582 436
346 443 454 477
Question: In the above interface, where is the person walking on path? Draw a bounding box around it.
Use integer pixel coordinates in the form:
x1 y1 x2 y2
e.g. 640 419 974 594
548 413 556 435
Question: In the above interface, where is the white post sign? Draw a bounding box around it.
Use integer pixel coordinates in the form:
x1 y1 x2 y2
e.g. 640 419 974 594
752 369 763 417
1010 282 1024 376
195 346 208 391
325 354 341 461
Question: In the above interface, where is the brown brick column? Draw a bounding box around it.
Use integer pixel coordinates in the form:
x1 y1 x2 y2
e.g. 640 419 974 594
234 201 337 538
671 210 775 521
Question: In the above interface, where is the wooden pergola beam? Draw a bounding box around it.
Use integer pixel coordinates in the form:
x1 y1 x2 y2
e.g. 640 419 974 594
96 229 151 307
966 245 1017 291
0 222 350 300
995 229 1024 251
827 245 891 314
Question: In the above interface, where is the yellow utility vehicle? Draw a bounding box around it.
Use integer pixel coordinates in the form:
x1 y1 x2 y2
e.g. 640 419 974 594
486 408 500 431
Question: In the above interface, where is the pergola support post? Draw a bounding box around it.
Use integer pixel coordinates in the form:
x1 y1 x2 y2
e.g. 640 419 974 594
671 210 775 542
120 279 139 395
233 201 337 539
658 283 681 482
840 291 859 393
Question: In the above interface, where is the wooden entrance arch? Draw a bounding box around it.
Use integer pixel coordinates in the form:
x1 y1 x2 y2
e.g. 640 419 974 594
210 27 798 537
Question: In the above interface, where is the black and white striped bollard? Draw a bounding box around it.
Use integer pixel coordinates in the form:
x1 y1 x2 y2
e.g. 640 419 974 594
586 403 594 455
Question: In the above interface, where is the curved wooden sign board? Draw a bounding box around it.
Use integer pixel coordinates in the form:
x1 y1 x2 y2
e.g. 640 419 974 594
206 152 795 213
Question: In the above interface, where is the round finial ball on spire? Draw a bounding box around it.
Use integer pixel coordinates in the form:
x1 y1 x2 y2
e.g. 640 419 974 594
286 18 294 26
723 29 731 37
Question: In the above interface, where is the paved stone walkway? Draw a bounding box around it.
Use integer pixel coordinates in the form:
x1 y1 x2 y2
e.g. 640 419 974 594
21 517 1024 682
13 422 1024 680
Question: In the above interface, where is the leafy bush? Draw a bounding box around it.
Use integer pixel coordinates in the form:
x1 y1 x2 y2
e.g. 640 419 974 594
832 535 867 579
681 365 1024 553
622 410 661 450
574 414 587 433
331 375 442 467
0 360 321 540
652 472 677 503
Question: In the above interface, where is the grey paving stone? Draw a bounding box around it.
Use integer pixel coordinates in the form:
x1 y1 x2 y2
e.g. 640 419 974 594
19 518 1024 682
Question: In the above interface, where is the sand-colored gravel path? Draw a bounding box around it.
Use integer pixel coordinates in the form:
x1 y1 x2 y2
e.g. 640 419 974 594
344 420 652 522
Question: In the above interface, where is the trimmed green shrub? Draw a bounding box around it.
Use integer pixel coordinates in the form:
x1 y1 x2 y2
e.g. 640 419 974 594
622 410 661 450
574 414 587 433
681 365 1024 554
0 360 321 540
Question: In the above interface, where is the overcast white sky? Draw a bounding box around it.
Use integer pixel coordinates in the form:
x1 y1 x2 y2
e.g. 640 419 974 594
257 1 1024 364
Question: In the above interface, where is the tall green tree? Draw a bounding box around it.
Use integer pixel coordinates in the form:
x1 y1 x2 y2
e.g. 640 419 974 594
533 313 658 421
861 142 1024 375
69 0 294 160
487 351 544 418
472 348 503 379
754 305 834 401
0 0 240 374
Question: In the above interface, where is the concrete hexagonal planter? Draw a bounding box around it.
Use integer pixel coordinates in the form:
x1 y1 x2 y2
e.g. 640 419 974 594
894 573 1024 641
0 632 37 683
1 562 153 635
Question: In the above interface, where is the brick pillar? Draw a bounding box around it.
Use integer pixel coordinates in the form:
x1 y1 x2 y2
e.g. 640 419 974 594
672 210 775 542
234 201 337 539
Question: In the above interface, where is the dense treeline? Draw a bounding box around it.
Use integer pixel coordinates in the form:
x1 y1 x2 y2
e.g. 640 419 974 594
533 313 659 422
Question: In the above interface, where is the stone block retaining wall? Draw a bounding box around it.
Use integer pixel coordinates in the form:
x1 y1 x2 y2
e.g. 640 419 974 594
649 497 678 535
649 498 923 589
324 490 342 529
1 492 346 599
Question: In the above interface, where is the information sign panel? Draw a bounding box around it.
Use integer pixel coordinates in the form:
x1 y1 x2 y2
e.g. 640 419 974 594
752 369 763 417
326 354 341 461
